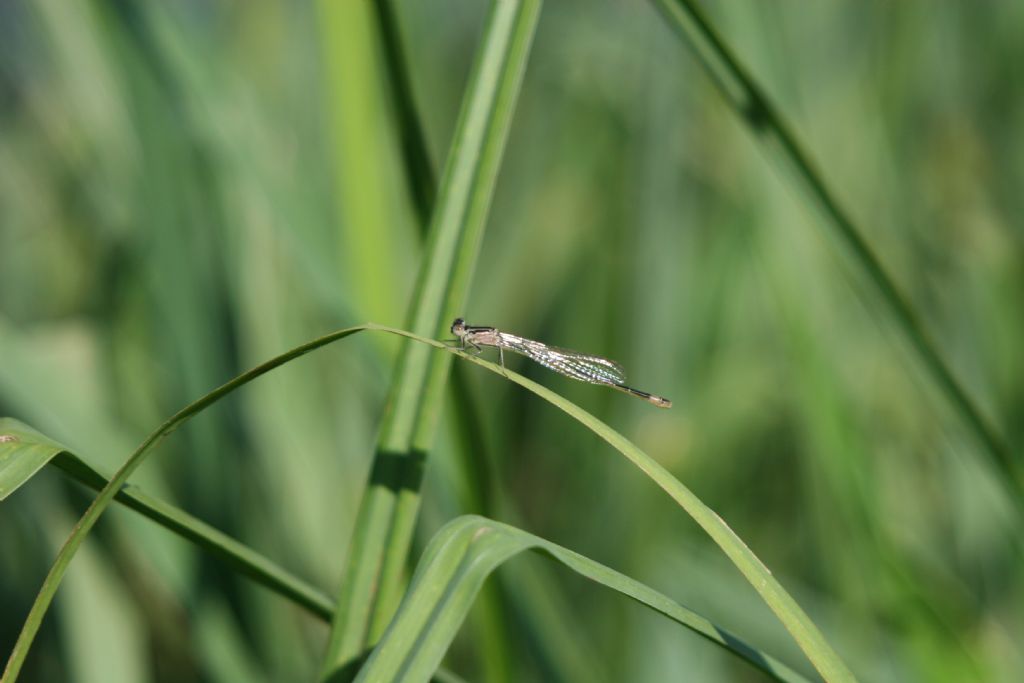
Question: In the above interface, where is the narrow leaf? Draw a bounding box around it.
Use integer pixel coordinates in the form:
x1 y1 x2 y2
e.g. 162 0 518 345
358 516 813 683
648 0 1019 505
2 326 367 682
442 343 857 682
4 325 849 682
0 418 333 620
321 1 542 677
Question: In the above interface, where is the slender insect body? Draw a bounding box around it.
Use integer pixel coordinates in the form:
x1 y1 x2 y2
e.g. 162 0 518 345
449 318 672 408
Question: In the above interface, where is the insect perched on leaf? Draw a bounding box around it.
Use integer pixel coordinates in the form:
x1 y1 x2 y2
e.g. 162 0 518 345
450 318 671 408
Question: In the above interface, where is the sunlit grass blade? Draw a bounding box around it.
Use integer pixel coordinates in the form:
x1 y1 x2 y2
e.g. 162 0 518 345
357 516 813 683
375 4 526 678
648 0 1019 504
318 0 406 327
320 1 542 678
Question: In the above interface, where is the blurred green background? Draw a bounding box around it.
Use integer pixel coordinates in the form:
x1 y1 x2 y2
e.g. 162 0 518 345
2 1 1022 681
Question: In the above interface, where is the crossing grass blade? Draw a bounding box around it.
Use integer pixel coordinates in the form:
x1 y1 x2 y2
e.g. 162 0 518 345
1 325 368 682
0 414 477 683
356 516 813 683
648 0 1020 505
0 418 334 620
2 324 850 681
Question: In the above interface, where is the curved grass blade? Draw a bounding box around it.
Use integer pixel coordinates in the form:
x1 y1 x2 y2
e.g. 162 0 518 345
3 325 850 681
357 516 812 683
1 325 371 682
382 331 855 682
648 0 1019 505
444 345 856 682
0 418 334 620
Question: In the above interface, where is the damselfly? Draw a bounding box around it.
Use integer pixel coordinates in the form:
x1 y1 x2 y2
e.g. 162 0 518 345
450 318 672 408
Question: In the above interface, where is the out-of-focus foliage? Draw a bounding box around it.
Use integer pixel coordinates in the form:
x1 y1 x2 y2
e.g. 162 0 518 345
1 1 1021 681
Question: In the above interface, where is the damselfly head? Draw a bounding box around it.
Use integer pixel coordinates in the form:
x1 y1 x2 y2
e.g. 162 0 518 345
450 318 467 337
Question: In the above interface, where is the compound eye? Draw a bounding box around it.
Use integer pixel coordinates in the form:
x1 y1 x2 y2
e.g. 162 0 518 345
451 318 465 334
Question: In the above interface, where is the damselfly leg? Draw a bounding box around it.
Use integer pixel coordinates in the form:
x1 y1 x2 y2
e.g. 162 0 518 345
450 318 508 376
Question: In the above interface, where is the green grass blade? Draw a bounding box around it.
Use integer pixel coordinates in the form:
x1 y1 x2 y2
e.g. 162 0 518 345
375 5 523 679
1 325 369 682
53 451 337 621
648 0 1019 502
442 346 856 682
317 0 405 327
4 324 848 681
357 516 813 683
363 330 854 681
320 1 541 677
0 418 334 620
